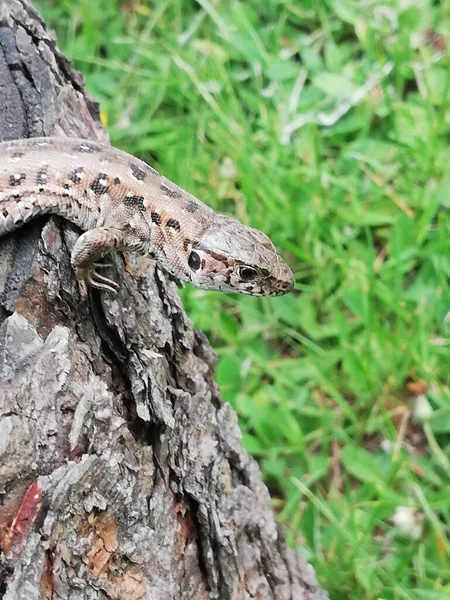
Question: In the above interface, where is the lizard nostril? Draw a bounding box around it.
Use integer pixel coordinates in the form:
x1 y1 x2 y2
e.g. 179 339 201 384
285 279 294 292
275 272 295 294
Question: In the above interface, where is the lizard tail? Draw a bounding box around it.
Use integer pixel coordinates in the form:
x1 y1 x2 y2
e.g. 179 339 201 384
0 191 94 236
0 193 55 235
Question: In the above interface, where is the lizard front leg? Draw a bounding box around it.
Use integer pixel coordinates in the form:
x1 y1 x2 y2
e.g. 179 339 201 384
71 227 144 293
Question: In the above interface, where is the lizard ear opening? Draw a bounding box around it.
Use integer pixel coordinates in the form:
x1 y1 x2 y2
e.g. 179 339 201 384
188 251 201 271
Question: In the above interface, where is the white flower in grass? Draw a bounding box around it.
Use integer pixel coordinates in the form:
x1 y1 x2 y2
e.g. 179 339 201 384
413 395 433 420
380 439 394 453
391 506 424 540
219 157 237 179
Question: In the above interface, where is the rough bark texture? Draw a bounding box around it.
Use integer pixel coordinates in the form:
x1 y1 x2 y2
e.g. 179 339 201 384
0 2 329 599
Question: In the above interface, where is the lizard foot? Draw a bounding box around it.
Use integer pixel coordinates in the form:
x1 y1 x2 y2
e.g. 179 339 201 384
76 266 119 294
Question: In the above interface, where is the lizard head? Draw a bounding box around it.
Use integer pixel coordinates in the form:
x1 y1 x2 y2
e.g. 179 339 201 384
186 214 294 296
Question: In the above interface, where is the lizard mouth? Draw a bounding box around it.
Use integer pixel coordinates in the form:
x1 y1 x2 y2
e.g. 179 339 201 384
237 277 294 296
272 279 294 295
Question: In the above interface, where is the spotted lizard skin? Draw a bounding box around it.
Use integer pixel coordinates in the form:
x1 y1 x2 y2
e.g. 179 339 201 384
0 137 294 296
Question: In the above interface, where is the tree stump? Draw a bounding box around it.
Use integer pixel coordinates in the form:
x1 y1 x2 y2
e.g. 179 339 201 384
0 1 329 598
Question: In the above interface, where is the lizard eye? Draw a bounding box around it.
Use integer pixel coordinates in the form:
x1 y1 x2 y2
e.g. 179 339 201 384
188 251 201 271
237 266 258 280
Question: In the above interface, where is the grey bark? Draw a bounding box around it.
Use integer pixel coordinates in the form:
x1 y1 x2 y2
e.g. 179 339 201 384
0 1 329 599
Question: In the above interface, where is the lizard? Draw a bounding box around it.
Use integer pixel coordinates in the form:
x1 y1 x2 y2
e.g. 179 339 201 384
0 136 294 296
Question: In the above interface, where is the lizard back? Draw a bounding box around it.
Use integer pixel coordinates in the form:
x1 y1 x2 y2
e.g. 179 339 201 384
0 137 214 241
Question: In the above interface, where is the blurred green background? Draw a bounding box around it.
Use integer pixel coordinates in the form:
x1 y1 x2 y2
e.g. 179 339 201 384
35 1 450 598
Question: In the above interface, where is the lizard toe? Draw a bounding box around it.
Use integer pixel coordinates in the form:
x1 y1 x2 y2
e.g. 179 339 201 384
76 267 119 294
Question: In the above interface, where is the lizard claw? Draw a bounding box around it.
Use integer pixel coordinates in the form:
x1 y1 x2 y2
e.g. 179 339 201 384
76 267 119 294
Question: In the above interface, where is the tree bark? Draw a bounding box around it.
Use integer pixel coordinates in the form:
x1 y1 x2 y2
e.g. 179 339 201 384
0 1 329 599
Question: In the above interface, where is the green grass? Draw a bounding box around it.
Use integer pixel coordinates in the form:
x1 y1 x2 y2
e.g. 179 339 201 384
34 1 450 598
